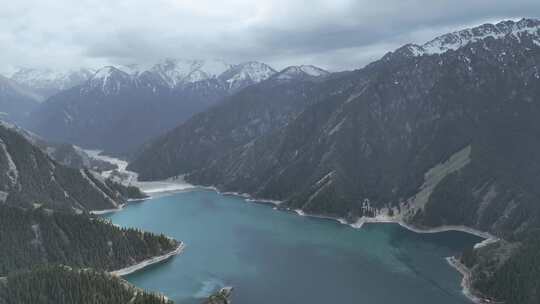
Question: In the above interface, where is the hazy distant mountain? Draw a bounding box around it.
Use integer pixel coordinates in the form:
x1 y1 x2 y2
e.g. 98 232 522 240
150 59 232 87
26 60 279 153
219 61 277 91
0 75 41 124
10 67 94 99
272 65 330 81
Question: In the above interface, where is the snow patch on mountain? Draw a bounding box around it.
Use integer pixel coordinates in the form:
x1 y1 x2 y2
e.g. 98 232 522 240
0 139 19 187
275 65 329 80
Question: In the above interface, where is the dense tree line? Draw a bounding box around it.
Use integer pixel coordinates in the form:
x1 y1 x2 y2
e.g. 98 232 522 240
0 266 172 304
0 205 178 276
463 231 540 304
0 125 181 302
105 178 148 200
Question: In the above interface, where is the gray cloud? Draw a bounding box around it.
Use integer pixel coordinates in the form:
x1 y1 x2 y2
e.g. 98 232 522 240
2 0 540 74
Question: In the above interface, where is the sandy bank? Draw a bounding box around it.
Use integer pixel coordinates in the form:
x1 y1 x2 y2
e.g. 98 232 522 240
111 242 185 277
89 204 126 215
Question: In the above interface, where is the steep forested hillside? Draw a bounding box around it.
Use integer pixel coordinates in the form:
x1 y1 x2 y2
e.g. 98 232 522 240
0 266 172 304
128 71 351 179
0 124 126 212
461 230 540 304
0 124 178 303
0 122 117 172
0 205 178 276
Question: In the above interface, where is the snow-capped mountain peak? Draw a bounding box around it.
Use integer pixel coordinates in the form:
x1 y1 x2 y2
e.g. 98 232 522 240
13 59 278 97
86 66 132 95
149 59 232 88
219 61 276 91
403 18 540 57
10 67 94 99
274 65 329 80
149 59 198 88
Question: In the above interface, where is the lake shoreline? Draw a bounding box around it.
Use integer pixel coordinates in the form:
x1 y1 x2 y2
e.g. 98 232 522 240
202 184 497 240
446 257 493 304
110 242 185 277
89 203 126 215
84 151 496 303
100 180 497 304
198 183 498 304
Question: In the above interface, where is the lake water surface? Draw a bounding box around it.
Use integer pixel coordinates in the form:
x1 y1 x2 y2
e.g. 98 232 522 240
106 189 481 304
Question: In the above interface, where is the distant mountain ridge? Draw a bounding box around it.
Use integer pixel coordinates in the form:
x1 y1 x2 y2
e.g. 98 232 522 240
25 60 327 153
397 18 540 57
0 75 41 124
10 68 95 100
273 65 330 80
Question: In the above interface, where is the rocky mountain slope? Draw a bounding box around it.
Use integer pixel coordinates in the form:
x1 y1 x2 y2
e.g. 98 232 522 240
0 123 127 213
1 122 116 171
25 60 281 153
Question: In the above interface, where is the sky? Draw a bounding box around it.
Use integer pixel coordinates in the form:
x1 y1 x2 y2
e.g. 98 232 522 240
2 0 540 74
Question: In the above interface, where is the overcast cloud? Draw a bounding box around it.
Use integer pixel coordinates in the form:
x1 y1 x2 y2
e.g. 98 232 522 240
2 0 540 74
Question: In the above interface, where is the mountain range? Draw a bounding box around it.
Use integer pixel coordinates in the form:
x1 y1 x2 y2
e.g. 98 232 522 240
10 68 95 100
0 75 41 125
20 60 327 153
129 18 540 304
2 17 540 304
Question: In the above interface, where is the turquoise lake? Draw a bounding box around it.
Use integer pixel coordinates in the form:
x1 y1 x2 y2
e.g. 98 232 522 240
106 189 481 304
